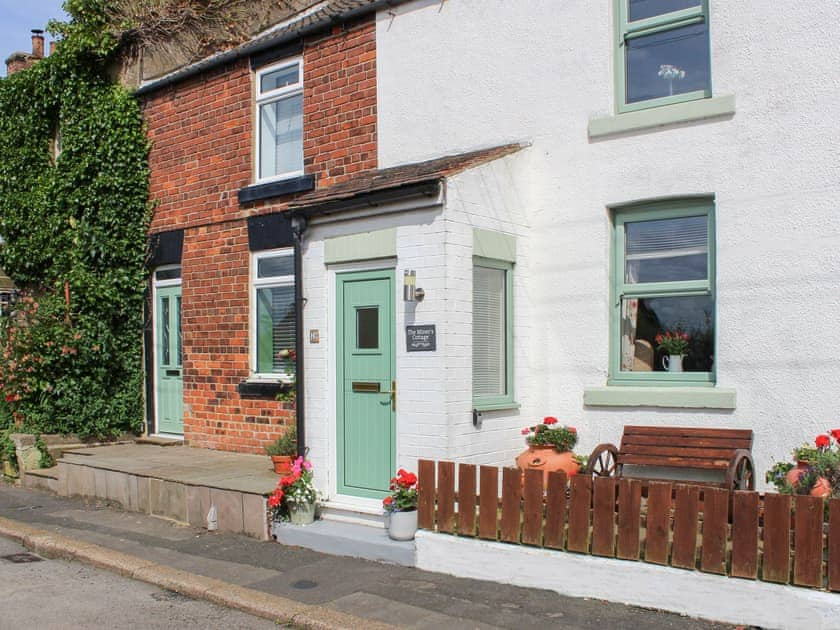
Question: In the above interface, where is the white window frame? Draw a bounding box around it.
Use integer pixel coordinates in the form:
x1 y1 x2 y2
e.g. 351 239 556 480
250 248 296 381
254 58 304 183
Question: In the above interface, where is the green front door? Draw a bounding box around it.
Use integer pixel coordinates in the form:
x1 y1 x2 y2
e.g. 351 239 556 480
337 269 396 498
155 284 183 435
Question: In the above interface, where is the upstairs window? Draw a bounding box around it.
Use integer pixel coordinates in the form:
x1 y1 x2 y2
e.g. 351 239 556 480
256 60 303 182
615 0 711 112
252 249 296 379
611 199 715 385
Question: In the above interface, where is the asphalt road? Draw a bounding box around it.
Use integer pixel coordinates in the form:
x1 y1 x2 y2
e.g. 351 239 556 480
0 536 277 630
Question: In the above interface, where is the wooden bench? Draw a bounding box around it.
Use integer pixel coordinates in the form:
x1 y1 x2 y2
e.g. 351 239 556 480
585 426 755 491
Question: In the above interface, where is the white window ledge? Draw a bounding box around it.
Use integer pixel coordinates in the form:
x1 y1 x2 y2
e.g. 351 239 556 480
583 386 736 409
588 95 736 139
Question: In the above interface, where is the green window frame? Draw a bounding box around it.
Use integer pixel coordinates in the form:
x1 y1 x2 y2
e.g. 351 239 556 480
615 0 711 113
472 257 515 411
609 197 716 386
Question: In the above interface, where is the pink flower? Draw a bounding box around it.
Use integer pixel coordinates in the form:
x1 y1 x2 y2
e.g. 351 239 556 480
302 460 312 471
520 428 530 435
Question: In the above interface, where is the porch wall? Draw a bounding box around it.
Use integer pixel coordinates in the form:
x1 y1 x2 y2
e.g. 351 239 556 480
376 1 840 485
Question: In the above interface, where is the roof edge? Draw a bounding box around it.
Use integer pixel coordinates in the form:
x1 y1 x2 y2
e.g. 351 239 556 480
135 0 409 97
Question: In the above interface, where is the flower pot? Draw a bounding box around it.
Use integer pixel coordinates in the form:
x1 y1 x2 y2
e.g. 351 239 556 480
383 510 391 530
288 501 316 525
515 445 579 486
786 461 810 487
662 354 684 372
810 476 832 498
271 455 293 475
785 462 832 497
388 509 418 541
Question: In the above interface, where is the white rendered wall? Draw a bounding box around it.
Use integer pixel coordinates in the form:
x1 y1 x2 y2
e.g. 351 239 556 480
376 1 840 484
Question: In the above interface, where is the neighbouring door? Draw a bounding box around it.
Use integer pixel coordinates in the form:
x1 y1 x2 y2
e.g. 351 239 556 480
155 282 184 435
337 269 396 498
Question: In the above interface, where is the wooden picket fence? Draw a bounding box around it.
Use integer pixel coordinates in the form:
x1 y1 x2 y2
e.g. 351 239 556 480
417 460 840 591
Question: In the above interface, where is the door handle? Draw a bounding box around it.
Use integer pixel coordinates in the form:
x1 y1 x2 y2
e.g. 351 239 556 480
382 380 396 412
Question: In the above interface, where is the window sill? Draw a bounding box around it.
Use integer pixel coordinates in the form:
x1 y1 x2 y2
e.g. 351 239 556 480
583 386 736 409
237 379 293 398
473 401 521 412
238 174 315 204
588 94 735 139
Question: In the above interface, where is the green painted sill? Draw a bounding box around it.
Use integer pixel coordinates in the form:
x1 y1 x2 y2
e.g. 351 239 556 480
473 401 521 412
583 386 736 409
588 94 735 139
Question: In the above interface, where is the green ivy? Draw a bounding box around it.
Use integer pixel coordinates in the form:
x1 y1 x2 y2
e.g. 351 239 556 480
0 36 150 438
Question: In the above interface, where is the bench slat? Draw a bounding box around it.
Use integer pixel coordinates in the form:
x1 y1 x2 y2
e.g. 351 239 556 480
620 454 731 469
621 435 752 449
623 426 753 440
620 445 740 459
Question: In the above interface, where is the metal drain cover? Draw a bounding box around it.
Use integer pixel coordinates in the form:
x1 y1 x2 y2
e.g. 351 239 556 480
292 579 318 590
2 553 43 563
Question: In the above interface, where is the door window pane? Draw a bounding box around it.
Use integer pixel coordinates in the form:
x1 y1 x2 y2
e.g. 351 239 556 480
625 215 707 283
628 0 700 21
473 266 507 397
620 295 714 372
161 296 170 365
155 267 181 281
256 285 296 374
356 307 379 349
260 64 299 93
259 94 303 178
625 22 709 104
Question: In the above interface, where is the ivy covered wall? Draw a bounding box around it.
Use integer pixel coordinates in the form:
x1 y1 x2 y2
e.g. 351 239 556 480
0 45 150 438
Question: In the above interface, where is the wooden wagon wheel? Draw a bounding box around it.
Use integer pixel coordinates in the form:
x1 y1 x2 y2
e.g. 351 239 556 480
587 443 619 478
726 451 755 491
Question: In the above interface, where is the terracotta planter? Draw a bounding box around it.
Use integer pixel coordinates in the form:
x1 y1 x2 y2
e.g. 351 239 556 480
515 445 579 485
271 455 293 475
786 462 832 498
388 509 418 541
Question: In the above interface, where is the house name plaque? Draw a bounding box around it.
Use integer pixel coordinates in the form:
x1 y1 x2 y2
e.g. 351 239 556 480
406 325 436 352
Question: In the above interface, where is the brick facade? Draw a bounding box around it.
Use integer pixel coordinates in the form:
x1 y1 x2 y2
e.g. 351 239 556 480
143 16 377 453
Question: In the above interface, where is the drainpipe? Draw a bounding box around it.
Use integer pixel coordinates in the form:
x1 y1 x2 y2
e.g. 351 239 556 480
291 214 308 458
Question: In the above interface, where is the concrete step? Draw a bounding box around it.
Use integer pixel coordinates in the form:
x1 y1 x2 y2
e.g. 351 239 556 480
271 518 415 567
22 466 60 493
134 436 183 446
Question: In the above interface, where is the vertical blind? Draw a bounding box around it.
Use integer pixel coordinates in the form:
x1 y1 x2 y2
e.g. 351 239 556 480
256 285 296 375
473 266 506 397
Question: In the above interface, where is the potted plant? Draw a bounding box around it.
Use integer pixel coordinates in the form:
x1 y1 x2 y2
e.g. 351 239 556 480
766 430 840 498
655 329 690 372
516 417 580 484
268 456 318 527
382 469 418 541
265 426 296 474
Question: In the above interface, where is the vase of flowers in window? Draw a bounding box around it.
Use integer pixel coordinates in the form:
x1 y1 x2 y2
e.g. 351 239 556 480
516 417 580 485
655 330 690 372
268 456 318 527
382 469 419 541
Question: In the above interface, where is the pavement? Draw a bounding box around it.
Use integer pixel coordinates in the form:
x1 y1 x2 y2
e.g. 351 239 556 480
0 482 735 629
0 535 276 629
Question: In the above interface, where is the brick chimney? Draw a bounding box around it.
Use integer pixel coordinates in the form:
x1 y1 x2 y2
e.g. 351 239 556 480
5 29 46 75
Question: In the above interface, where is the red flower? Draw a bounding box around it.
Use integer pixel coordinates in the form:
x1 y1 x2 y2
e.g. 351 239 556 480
830 429 840 442
382 496 393 507
4 394 14 403
543 417 558 425
568 427 577 433
816 434 831 449
396 469 417 487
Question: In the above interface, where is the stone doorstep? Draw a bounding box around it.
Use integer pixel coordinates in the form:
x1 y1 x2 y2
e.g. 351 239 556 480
271 518 416 567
